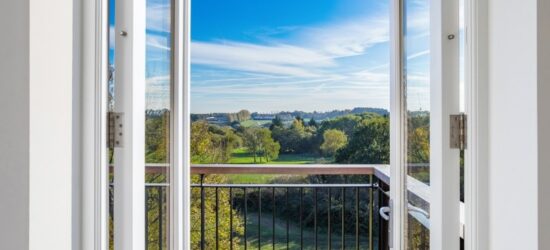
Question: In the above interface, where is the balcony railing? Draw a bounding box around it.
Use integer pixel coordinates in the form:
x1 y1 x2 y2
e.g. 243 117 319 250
191 164 390 250
110 165 399 250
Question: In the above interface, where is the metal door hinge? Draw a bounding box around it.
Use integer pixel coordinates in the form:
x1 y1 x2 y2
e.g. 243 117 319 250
450 113 467 150
108 112 124 148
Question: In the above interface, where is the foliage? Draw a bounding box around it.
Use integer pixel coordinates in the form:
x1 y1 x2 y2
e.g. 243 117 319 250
307 117 318 127
320 129 348 156
227 109 251 122
271 117 315 154
191 121 242 164
242 127 280 163
145 111 170 163
191 175 244 249
407 114 430 163
269 116 283 130
335 116 390 164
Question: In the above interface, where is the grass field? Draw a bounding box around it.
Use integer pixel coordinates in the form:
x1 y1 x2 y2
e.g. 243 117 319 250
226 148 329 183
228 148 327 165
239 120 272 127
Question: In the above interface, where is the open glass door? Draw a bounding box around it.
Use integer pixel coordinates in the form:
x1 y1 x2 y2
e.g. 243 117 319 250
107 0 175 249
390 0 461 249
402 0 431 248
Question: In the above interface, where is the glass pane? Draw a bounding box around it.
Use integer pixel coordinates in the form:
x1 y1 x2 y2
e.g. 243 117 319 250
190 0 391 249
459 0 465 248
107 0 115 248
403 0 431 248
145 0 172 249
190 0 391 167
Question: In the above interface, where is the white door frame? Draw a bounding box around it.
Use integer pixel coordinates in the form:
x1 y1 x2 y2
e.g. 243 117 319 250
463 0 489 249
80 0 191 249
389 0 406 249
170 0 191 249
429 0 461 248
79 0 487 249
390 0 462 249
81 0 110 249
113 0 147 248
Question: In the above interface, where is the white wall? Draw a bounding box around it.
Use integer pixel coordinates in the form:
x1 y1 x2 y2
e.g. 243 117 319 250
0 1 30 249
0 0 77 249
537 0 550 248
488 0 549 249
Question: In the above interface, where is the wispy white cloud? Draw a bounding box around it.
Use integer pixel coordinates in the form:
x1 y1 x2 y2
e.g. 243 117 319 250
407 49 430 60
146 75 170 109
146 2 170 33
191 14 391 78
147 34 171 51
298 16 390 58
192 41 335 77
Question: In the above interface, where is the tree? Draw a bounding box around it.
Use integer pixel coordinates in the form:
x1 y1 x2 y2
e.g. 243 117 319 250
335 116 390 164
243 127 280 163
190 121 213 163
145 111 170 163
272 117 314 154
269 116 283 130
320 129 348 157
308 117 318 128
263 134 281 162
191 121 242 163
227 109 251 122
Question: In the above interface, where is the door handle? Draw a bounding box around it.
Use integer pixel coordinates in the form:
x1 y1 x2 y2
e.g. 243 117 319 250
379 206 390 221
379 199 394 248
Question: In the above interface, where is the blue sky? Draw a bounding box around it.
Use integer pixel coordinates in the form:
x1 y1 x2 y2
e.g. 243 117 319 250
110 0 432 113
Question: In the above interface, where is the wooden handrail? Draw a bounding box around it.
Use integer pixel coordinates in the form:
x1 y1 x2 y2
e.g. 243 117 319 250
191 164 382 175
111 163 389 178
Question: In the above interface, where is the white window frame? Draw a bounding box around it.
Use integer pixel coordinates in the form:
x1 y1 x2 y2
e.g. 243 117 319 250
429 0 461 248
80 0 191 249
463 0 489 249
170 0 191 249
79 0 487 249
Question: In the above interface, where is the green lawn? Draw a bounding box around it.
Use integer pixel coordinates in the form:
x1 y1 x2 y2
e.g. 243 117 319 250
239 120 272 128
226 148 329 184
228 148 328 165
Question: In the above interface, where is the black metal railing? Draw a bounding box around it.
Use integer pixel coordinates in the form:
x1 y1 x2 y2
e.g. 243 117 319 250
108 165 391 250
109 183 170 250
192 174 383 250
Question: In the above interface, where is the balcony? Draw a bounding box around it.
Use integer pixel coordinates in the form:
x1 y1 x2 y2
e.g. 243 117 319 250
191 164 390 250
111 165 395 249
108 164 438 249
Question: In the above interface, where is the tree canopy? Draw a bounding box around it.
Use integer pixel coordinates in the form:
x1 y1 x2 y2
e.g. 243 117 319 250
320 129 348 157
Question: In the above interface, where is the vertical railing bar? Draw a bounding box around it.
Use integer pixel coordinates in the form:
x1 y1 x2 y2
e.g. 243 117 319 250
258 187 262 250
314 188 318 250
342 187 345 250
376 179 384 250
159 186 163 250
215 187 219 250
244 188 248 250
286 187 289 250
230 187 233 250
355 187 359 250
300 187 304 250
368 176 374 250
200 175 205 250
272 187 276 250
328 187 331 250
145 187 149 249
